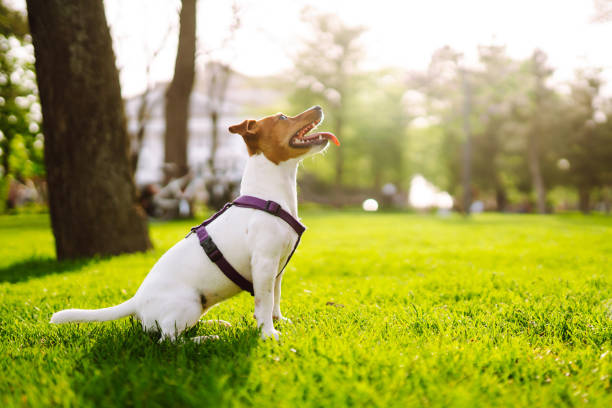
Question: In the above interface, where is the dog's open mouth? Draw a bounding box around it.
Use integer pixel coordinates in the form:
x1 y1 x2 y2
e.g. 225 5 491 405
289 120 340 148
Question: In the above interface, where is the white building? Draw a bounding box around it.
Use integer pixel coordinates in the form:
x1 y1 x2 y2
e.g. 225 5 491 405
125 65 282 188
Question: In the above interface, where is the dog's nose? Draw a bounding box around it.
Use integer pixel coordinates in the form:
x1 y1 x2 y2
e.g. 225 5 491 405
312 105 322 111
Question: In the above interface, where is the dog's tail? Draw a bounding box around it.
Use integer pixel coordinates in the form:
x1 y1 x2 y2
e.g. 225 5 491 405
50 297 136 324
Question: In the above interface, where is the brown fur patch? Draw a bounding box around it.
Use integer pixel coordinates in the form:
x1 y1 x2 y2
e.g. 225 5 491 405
228 107 323 164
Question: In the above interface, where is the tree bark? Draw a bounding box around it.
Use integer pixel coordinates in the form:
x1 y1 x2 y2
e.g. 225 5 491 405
527 132 547 213
26 0 151 260
578 187 591 214
461 68 473 215
528 52 548 214
206 63 232 210
130 89 149 176
334 114 344 188
333 67 346 189
164 0 197 180
495 185 507 212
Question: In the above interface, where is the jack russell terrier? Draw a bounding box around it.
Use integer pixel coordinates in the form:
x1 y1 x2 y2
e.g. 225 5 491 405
50 106 339 342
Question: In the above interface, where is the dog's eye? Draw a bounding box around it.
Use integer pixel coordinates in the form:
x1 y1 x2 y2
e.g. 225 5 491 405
279 114 287 120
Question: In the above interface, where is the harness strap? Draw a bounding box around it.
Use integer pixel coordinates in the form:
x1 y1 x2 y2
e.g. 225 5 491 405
195 225 255 295
232 196 306 235
189 195 305 296
188 202 232 232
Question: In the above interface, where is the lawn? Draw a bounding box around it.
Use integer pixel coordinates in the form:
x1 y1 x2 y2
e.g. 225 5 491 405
0 211 611 407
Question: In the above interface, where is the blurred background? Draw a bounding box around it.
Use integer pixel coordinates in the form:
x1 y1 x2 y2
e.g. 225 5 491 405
2 0 612 219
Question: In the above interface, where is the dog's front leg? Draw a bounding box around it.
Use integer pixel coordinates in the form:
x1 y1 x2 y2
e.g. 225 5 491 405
252 255 280 340
272 273 291 323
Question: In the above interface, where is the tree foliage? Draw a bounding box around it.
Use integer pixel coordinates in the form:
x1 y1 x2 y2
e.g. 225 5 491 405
414 45 612 212
0 1 43 211
289 9 366 188
289 10 408 202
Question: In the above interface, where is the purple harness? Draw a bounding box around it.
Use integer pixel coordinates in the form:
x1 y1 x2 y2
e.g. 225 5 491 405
188 195 306 296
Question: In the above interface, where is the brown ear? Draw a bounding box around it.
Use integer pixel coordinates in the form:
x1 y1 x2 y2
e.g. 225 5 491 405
228 119 257 137
229 119 259 155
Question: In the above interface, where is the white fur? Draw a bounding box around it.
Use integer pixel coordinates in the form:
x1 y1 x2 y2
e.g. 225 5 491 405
50 142 327 342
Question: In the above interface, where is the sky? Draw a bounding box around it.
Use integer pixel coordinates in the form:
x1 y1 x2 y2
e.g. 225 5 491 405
18 0 612 97
102 0 612 97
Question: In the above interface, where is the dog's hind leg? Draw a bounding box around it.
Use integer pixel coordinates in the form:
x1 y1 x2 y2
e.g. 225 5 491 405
155 298 204 343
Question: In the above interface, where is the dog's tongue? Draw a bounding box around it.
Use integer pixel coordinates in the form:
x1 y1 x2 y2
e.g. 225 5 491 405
319 132 340 146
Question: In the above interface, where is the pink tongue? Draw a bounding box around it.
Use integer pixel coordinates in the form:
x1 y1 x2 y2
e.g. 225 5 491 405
320 132 340 146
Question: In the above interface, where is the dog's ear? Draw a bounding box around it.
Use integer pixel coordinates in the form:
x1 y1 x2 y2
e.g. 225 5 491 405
230 119 259 155
229 119 257 137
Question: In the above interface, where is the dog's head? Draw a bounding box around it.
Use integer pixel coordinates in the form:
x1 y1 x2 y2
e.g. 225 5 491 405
229 106 339 164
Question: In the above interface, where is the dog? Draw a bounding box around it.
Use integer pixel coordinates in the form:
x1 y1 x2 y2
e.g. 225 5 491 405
50 106 339 341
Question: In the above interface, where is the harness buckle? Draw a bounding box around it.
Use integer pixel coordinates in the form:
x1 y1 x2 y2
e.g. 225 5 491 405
265 200 281 215
200 236 222 262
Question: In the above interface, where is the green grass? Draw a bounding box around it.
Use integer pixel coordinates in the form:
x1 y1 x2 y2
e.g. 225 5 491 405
0 212 611 407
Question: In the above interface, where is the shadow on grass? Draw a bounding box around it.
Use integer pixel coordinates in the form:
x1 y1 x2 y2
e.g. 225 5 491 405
71 319 259 406
0 256 93 283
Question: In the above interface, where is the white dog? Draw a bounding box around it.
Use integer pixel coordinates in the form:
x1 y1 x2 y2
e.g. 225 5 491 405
50 106 339 341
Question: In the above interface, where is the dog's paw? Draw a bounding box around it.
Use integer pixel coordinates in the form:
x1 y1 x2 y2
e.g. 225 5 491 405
260 328 281 341
191 335 220 343
273 315 292 324
201 319 232 328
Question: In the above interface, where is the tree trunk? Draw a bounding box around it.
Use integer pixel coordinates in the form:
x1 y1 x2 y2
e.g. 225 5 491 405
461 68 472 215
578 187 591 214
493 149 507 212
527 132 547 213
209 110 219 178
164 0 197 180
495 185 507 212
205 110 230 210
26 0 151 260
206 63 232 210
130 90 149 177
528 52 548 214
334 114 344 188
